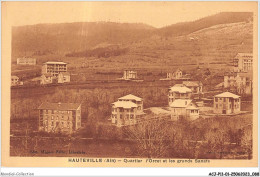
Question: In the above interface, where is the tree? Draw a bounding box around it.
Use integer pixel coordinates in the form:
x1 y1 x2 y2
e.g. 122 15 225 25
123 118 171 158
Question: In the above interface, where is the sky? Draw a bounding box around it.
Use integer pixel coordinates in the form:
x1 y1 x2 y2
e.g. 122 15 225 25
2 1 257 28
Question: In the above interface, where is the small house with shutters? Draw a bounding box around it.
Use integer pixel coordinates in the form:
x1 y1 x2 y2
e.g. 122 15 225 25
38 102 81 134
213 92 241 114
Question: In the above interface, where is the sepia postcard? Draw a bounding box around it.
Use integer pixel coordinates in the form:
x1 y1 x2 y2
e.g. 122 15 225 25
1 1 258 168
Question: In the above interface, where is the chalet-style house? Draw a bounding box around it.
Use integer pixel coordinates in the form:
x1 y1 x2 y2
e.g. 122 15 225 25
182 81 203 94
170 99 199 121
168 84 192 106
213 92 241 114
111 94 145 127
122 69 137 80
57 72 71 83
17 57 36 65
41 73 53 85
233 53 253 73
167 68 183 80
11 76 19 86
38 102 81 134
224 72 252 95
11 76 23 86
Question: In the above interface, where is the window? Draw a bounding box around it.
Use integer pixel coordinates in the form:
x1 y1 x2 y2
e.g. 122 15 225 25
126 115 129 119
191 110 194 113
130 114 134 119
51 116 54 120
51 121 54 126
223 98 226 102
216 104 218 108
120 115 123 119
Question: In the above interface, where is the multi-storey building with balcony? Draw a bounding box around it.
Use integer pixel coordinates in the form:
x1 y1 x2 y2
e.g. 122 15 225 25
111 94 144 127
42 61 67 77
38 102 81 134
168 84 192 106
118 94 143 111
213 92 240 114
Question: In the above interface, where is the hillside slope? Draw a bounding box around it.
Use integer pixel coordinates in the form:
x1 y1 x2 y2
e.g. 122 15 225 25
12 12 252 59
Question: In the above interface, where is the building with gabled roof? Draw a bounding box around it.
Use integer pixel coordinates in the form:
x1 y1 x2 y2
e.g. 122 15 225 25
213 92 241 114
170 99 199 121
168 84 192 106
57 72 70 83
166 68 183 80
40 73 53 85
224 72 252 95
182 81 203 93
122 69 137 80
111 94 145 127
38 102 81 134
11 76 19 86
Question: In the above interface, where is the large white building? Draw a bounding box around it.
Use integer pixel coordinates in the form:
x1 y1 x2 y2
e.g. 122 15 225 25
17 57 36 65
42 61 67 77
233 53 253 73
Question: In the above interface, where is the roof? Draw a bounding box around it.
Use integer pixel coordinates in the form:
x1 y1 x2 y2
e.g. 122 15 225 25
43 73 53 77
186 105 199 110
169 85 192 93
112 101 137 109
44 61 67 65
118 94 142 101
11 76 19 79
235 53 253 60
170 99 192 108
59 72 70 76
214 92 240 98
183 81 200 87
175 68 182 72
38 102 81 110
